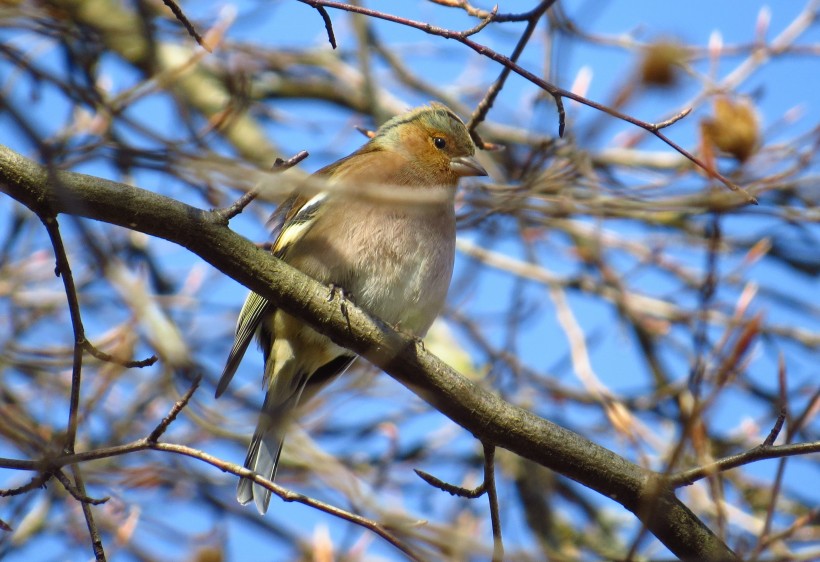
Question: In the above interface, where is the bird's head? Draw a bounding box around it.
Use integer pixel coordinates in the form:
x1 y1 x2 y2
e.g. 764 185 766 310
373 103 488 184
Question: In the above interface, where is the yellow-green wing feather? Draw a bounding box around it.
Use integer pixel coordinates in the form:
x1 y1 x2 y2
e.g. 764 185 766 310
214 190 328 398
215 290 270 397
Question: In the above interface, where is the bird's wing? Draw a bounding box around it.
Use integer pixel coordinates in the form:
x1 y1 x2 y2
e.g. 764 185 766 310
215 190 329 398
268 191 328 258
215 290 270 398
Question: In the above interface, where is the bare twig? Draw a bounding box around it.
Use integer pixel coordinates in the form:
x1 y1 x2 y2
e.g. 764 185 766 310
750 362 817 560
81 341 157 369
53 470 109 506
415 443 504 560
763 408 787 447
40 214 84 451
0 365 423 560
670 441 820 487
414 468 485 498
216 151 309 220
162 0 209 51
40 211 107 562
0 473 50 497
314 5 337 49
68 464 106 561
754 508 820 554
467 2 551 141
483 443 504 562
1 438 424 561
459 5 497 38
790 386 820 441
297 0 757 202
148 374 202 443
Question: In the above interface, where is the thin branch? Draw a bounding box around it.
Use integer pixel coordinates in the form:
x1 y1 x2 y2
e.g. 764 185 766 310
751 364 814 560
40 214 85 451
790 386 820 441
763 408 786 447
670 441 820 488
483 443 504 562
148 374 202 443
0 473 49 497
752 447 789 559
428 0 491 19
414 468 486 498
415 443 504 559
158 443 427 562
754 508 820 554
430 0 560 23
40 211 107 562
1 439 424 561
467 2 550 139
69 466 106 561
655 107 693 129
313 5 337 49
81 340 157 369
216 151 309 221
459 5 497 38
688 213 721 395
219 188 260 222
162 0 209 51
297 0 757 203
53 470 109 506
0 364 424 560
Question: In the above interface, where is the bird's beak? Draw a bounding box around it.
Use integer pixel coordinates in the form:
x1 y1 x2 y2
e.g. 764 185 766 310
450 155 488 177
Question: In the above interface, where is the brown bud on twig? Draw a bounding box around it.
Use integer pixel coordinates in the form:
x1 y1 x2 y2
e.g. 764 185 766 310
701 97 760 163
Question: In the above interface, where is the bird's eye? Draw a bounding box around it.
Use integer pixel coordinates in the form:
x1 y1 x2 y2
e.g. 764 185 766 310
433 137 447 149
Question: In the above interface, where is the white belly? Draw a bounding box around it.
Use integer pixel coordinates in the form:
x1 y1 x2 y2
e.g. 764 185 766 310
291 202 456 337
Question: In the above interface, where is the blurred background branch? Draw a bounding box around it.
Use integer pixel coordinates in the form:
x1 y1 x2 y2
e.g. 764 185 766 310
0 1 817 560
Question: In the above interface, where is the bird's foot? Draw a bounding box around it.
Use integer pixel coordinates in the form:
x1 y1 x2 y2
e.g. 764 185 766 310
327 284 352 304
327 284 353 327
390 322 426 350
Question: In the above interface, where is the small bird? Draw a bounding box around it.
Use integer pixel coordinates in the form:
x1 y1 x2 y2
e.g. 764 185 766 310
216 103 487 514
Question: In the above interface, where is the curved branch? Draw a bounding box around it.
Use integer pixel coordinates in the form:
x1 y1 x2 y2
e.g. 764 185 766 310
670 441 820 488
297 0 757 204
0 144 737 561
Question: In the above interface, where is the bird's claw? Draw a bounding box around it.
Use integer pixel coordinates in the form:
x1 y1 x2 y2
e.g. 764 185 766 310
390 322 426 349
327 284 350 303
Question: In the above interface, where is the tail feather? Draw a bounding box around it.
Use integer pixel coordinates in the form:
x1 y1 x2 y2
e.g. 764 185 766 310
237 378 306 514
237 422 285 514
235 355 356 514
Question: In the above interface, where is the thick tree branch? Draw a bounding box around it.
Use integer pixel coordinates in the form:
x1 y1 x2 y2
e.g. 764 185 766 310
0 144 736 561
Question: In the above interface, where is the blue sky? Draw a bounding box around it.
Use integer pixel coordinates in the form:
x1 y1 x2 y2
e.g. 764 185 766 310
1 1 818 560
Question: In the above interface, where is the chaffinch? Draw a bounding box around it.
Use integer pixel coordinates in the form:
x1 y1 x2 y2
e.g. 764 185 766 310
216 103 487 514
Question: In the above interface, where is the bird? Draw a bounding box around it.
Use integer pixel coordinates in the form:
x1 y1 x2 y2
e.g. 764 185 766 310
215 103 487 514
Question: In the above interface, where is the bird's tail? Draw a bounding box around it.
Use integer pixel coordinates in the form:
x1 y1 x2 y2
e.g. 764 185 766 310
237 384 304 514
236 355 355 514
